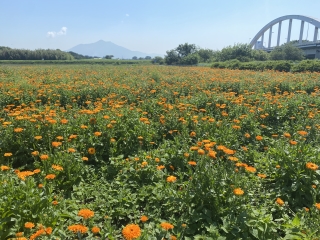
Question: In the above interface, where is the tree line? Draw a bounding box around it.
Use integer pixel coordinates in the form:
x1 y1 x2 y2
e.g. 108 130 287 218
0 47 75 60
162 42 305 65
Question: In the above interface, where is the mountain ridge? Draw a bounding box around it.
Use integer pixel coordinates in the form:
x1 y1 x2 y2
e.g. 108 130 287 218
66 40 163 59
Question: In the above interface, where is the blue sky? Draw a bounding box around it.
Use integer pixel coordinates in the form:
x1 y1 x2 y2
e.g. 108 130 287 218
1 0 320 54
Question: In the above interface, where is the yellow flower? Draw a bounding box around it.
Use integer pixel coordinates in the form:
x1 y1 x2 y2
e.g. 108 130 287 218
4 153 13 157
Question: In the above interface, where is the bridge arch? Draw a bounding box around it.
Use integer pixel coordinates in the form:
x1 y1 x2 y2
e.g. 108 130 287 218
250 15 320 49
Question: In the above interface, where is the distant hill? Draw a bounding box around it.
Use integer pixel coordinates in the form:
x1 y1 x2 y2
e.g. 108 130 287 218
66 40 163 59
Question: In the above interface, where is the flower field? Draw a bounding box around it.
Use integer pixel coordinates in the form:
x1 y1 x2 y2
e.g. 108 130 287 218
1 65 320 239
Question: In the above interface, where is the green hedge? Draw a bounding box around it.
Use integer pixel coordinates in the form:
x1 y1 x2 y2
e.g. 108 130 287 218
211 59 320 73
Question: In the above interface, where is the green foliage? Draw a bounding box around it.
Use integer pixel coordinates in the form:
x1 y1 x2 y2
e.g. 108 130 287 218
197 48 216 62
104 55 114 59
152 56 165 65
1 65 320 238
165 43 198 65
0 46 74 60
270 43 304 61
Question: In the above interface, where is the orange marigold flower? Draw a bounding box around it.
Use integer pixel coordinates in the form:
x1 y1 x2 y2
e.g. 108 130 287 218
38 184 43 188
52 200 58 205
228 156 239 162
31 151 39 156
255 136 263 141
45 174 56 180
25 222 35 229
78 209 94 219
56 136 63 140
170 236 177 240
30 229 46 240
245 166 256 173
88 148 96 155
208 150 217 159
122 224 141 240
17 171 34 180
51 141 62 148
160 222 174 230
190 146 199 151
244 133 250 138
141 161 148 167
283 132 291 138
34 136 42 140
45 227 52 234
94 132 102 137
68 224 88 234
166 175 177 183
197 149 205 155
189 131 196 137
184 153 190 158
312 184 317 189
16 232 24 237
52 164 63 171
91 226 100 234
1 165 10 171
82 157 88 161
181 223 187 228
257 173 267 178
233 188 244 196
188 161 197 166
276 198 284 206
315 203 320 210
140 215 148 222
60 119 68 124
40 154 49 160
289 140 298 145
4 152 13 157
14 127 24 133
297 130 308 136
157 165 165 170
33 169 41 174
306 162 318 171
68 148 76 153
276 165 281 169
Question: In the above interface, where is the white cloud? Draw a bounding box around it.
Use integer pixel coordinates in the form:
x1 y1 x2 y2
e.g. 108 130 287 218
126 14 129 17
47 27 67 38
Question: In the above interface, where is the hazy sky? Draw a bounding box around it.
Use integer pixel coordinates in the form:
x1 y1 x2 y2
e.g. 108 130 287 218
1 0 320 54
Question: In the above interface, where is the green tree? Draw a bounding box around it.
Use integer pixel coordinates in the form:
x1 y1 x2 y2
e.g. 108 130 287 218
175 43 197 58
164 49 180 65
197 48 215 62
270 43 304 61
104 55 114 59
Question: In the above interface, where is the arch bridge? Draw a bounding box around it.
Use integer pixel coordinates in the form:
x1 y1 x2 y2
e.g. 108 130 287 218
249 15 320 58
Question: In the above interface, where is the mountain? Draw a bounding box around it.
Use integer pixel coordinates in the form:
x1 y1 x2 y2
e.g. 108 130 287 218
66 40 163 59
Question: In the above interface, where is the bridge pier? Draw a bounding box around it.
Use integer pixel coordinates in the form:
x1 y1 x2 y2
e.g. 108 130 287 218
268 26 272 48
299 21 305 44
314 27 319 42
277 21 282 46
287 19 292 43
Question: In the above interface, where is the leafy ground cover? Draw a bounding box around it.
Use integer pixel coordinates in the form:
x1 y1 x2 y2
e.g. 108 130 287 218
0 65 320 239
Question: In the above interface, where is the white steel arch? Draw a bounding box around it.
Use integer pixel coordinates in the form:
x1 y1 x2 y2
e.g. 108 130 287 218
250 15 320 49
